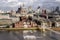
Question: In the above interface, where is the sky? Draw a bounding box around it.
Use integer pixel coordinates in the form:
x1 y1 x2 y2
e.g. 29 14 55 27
0 0 60 11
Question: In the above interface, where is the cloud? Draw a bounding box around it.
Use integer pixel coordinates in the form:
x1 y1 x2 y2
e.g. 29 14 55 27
0 0 39 11
56 0 60 1
0 0 23 7
0 0 60 11
0 0 38 7
7 0 18 2
56 0 60 2
3 0 24 7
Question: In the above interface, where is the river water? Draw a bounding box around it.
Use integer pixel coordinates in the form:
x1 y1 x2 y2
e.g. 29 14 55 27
0 30 59 40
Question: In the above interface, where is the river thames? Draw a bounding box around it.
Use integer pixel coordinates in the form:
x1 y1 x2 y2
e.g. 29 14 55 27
0 30 59 40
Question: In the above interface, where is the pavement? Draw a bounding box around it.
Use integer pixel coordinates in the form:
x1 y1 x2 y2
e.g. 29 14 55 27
0 30 59 40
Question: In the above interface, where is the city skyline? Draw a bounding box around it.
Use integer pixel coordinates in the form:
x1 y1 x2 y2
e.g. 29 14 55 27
0 0 60 11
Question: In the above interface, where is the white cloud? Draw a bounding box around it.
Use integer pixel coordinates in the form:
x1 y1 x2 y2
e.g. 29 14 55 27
0 0 38 7
19 0 38 5
0 0 24 7
7 0 18 2
8 2 24 7
56 0 60 2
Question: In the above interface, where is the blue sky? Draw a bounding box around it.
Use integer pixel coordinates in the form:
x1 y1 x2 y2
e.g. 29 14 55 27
0 0 60 11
